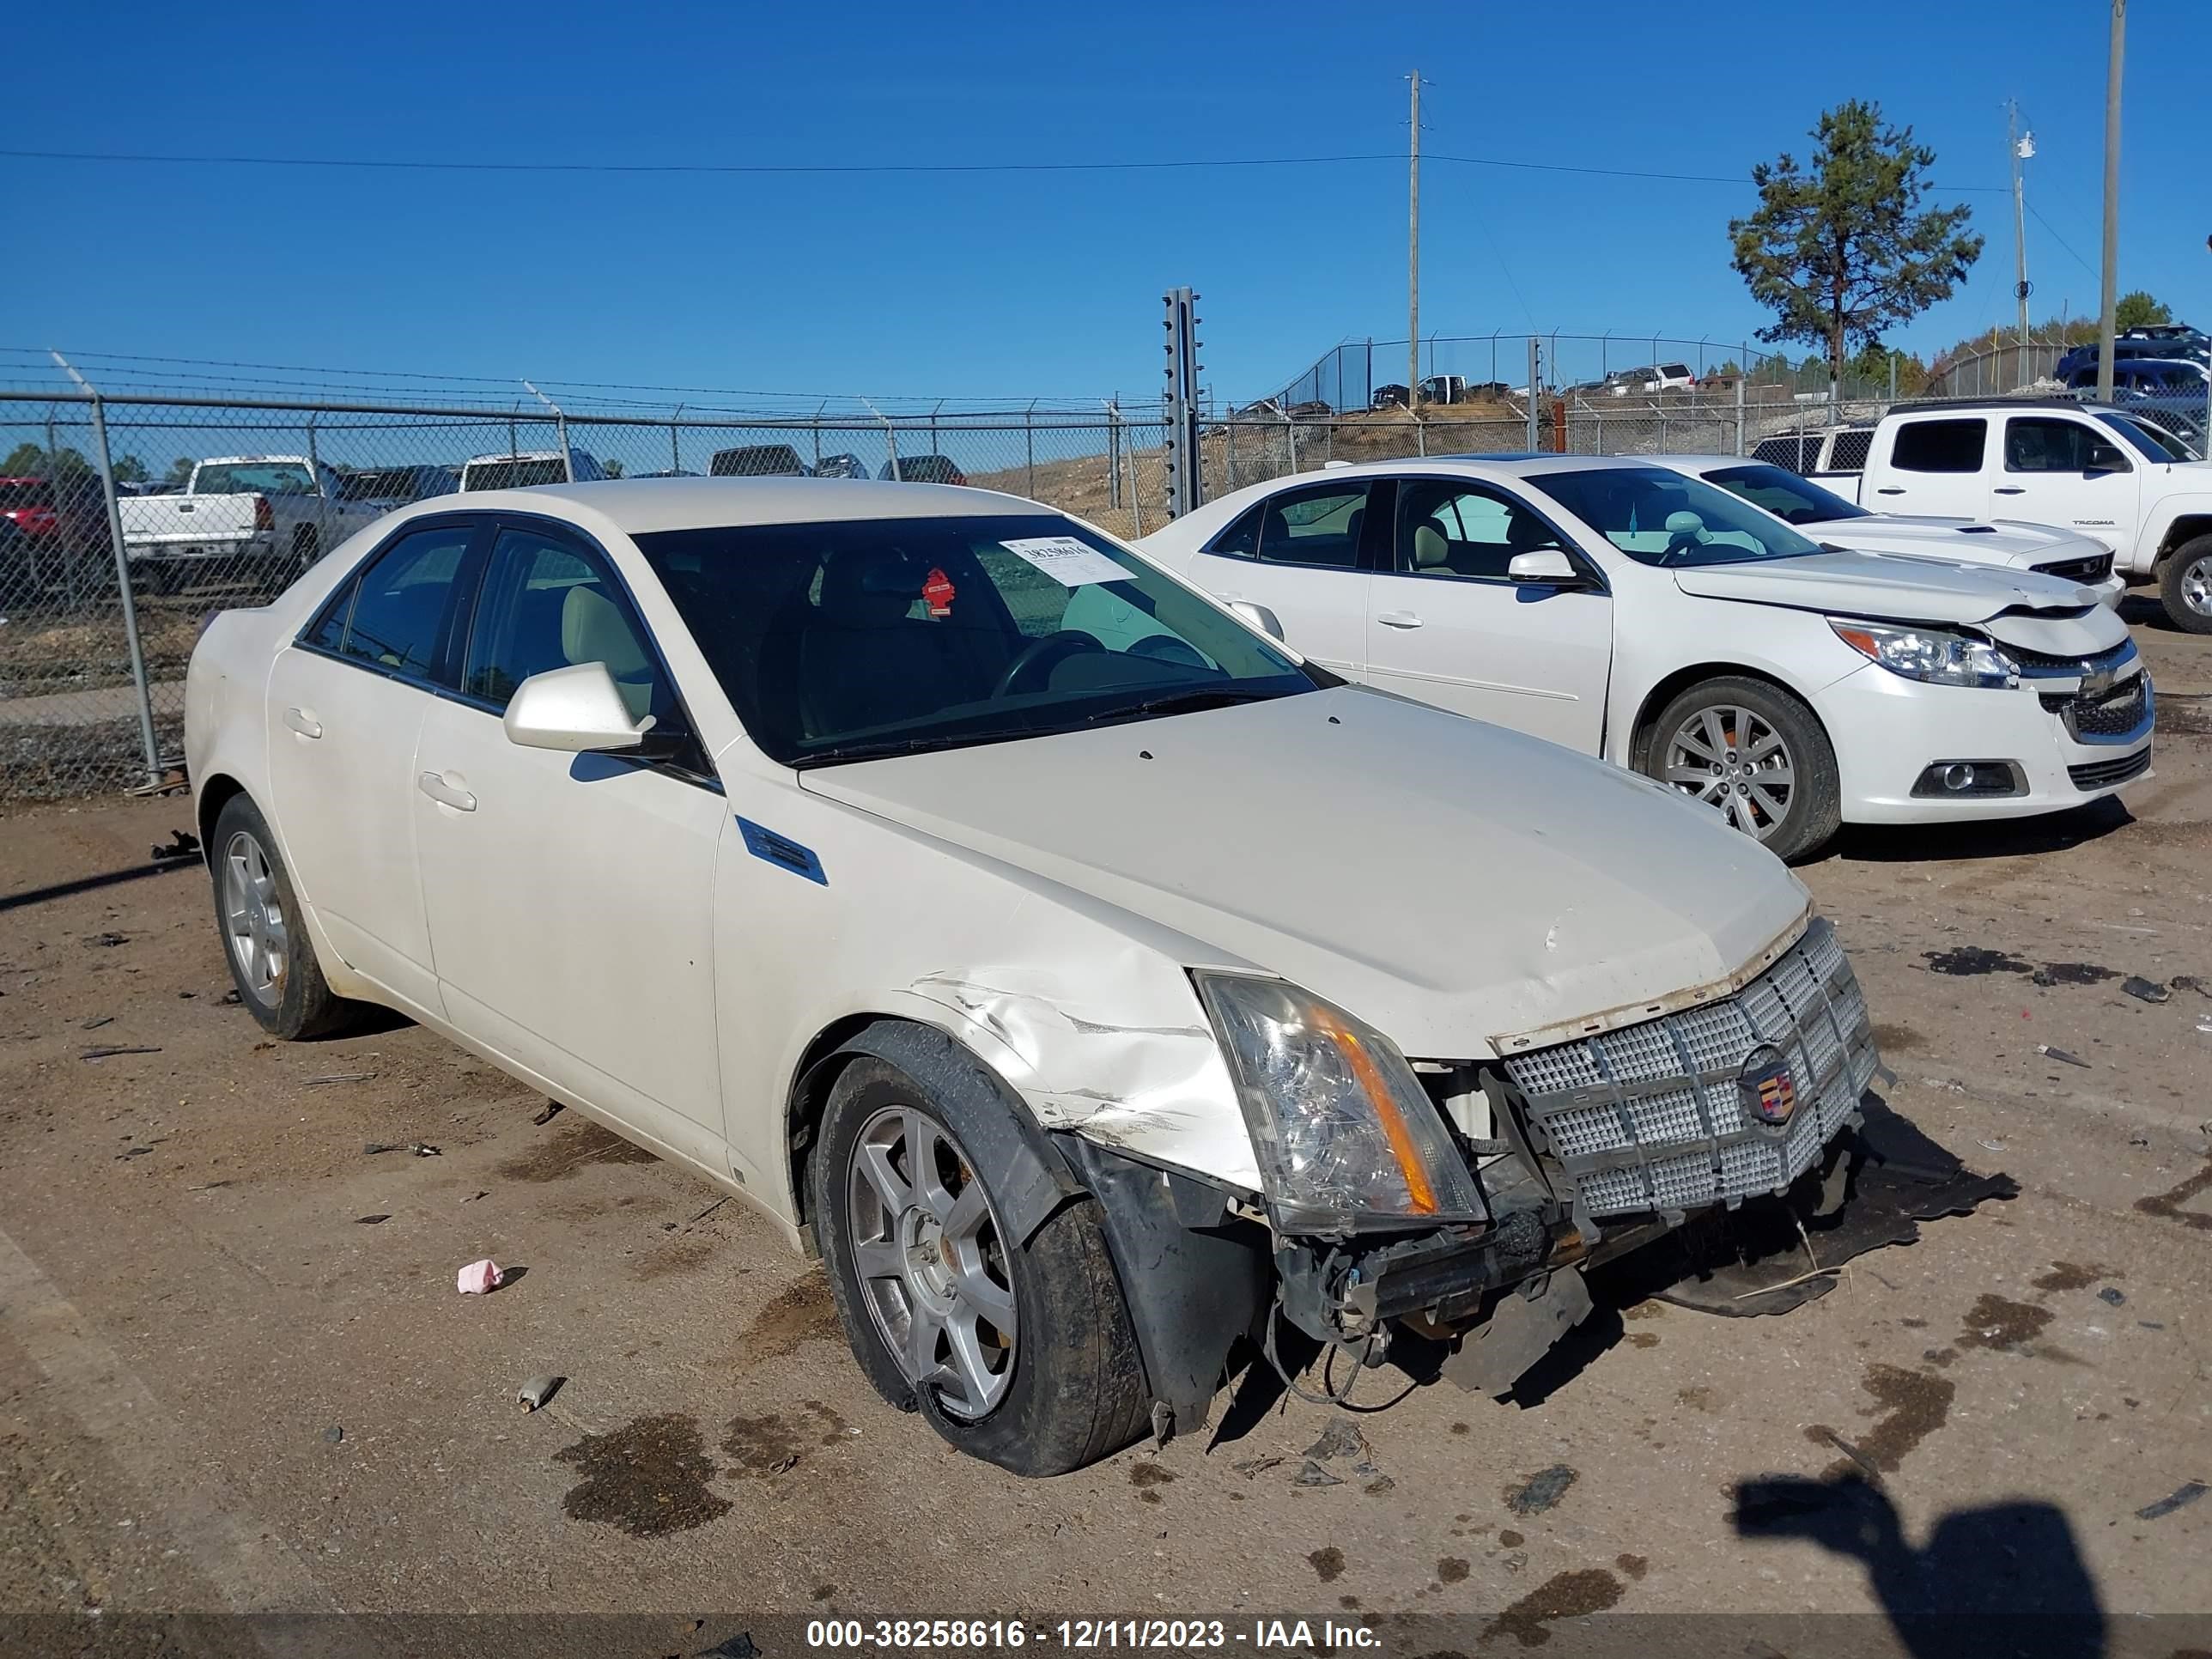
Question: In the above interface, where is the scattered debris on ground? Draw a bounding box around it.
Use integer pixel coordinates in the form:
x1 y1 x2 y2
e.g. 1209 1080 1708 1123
518 1375 565 1413
456 1259 505 1295
81 1044 160 1060
364 1140 441 1157
2038 1045 2090 1068
532 1101 564 1126
149 830 201 864
2136 1481 2207 1521
2122 976 2171 1004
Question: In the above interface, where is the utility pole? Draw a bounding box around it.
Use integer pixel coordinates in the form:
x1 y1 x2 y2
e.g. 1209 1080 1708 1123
1407 71 1420 414
2007 100 2033 387
2096 0 2126 404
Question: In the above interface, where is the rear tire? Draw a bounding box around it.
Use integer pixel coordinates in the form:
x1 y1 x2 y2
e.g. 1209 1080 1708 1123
210 793 356 1040
812 1053 1150 1476
1640 676 1841 863
2159 535 2212 635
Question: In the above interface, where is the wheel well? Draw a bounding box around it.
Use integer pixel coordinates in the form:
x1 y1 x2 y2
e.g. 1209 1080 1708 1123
196 772 246 851
2156 516 2212 565
784 1012 904 1226
1627 663 1813 770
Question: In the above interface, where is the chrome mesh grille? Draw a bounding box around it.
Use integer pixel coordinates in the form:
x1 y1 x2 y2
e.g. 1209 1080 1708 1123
1499 918 1878 1217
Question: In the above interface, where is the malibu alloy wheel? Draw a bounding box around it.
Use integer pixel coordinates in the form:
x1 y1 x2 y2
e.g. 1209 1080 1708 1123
1644 676 1841 862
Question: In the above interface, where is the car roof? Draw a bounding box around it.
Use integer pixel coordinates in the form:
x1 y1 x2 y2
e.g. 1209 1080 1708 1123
465 451 571 464
1642 453 1777 470
449 476 1035 533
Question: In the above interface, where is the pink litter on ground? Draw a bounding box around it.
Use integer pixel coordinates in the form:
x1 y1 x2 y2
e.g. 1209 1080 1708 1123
455 1258 504 1295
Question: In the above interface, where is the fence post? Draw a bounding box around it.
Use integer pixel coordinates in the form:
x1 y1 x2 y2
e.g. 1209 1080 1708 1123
671 404 684 475
1224 416 1236 492
304 410 327 554
1106 401 1122 509
1526 337 1540 452
1734 352 1746 455
1025 400 1036 500
48 360 162 788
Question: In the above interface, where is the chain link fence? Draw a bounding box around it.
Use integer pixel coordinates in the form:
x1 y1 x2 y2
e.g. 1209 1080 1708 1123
0 364 2178 801
0 390 1185 799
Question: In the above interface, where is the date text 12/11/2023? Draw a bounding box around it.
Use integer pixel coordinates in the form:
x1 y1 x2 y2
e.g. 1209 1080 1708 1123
804 1620 1383 1650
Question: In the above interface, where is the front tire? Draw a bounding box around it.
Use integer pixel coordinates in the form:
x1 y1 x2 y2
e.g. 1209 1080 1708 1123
210 793 354 1040
1641 676 1842 862
812 1053 1149 1476
2159 535 2212 635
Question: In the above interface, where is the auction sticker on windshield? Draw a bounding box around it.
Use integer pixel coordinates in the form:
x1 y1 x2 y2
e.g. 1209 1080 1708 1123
1000 536 1131 587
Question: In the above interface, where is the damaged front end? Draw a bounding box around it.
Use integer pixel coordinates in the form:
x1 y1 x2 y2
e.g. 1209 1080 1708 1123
1241 916 2012 1401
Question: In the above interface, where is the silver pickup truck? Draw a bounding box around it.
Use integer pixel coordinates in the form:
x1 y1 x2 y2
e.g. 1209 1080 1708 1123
117 456 386 594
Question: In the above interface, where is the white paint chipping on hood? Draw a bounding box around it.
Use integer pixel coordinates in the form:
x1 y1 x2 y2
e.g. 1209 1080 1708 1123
800 686 1809 1060
1671 549 2100 626
1808 515 2100 568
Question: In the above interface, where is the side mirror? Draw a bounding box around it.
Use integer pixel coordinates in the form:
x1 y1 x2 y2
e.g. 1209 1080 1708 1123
504 662 665 755
2086 443 2128 472
1507 547 1580 584
1229 599 1286 641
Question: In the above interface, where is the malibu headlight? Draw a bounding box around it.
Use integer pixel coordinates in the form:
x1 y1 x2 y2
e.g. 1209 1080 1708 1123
1194 972 1486 1234
1830 619 2019 689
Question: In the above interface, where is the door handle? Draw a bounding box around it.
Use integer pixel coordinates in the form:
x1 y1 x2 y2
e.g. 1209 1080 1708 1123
1875 487 1905 495
1994 486 2027 495
1376 611 1424 629
416 770 477 812
283 706 322 739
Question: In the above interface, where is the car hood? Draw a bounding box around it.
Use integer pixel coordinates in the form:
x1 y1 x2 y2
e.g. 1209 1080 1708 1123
1804 514 2096 567
1671 549 2104 626
799 686 1808 1057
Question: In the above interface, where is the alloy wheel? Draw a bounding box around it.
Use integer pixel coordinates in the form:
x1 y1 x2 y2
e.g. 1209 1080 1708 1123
1663 704 1796 840
2184 553 2212 617
845 1104 1017 1419
222 830 289 1006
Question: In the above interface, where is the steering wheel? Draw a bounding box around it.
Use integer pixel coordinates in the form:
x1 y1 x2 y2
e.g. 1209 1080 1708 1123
994 629 1105 698
1662 526 1706 560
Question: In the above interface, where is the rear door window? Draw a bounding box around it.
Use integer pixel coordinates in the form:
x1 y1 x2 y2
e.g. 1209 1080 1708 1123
1888 419 1987 473
1256 482 1374 569
313 523 476 680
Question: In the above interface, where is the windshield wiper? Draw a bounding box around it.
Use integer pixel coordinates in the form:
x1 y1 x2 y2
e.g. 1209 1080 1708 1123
790 731 1021 769
1080 685 1284 726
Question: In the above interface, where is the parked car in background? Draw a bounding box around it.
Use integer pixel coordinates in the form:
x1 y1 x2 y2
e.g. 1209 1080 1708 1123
1847 398 2212 630
0 475 106 567
1748 426 1877 479
2063 359 2209 442
459 450 607 492
709 444 810 478
1140 455 2145 860
1370 385 1411 410
1418 375 1469 405
1650 455 2123 605
633 469 701 479
186 474 1899 1474
1604 364 1697 397
116 455 385 593
811 453 869 480
878 454 968 484
2055 336 2208 380
337 464 459 513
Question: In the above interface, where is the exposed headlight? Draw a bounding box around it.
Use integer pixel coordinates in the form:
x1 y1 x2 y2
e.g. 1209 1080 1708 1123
1194 972 1485 1233
1829 619 2019 689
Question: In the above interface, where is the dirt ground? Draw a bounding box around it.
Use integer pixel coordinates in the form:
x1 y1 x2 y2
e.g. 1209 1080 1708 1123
3 599 2209 1654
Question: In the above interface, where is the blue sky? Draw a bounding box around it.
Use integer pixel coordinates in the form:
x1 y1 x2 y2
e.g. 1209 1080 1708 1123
6 0 2208 407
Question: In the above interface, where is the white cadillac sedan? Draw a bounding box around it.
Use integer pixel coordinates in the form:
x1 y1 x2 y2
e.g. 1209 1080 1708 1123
188 478 1882 1474
1648 453 2126 607
1139 457 2151 862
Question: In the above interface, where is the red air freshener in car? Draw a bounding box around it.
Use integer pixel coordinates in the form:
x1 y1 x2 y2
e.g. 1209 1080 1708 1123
922 567 955 617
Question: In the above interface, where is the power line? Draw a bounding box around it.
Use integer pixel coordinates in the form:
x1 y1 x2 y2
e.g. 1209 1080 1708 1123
2027 201 2101 282
0 143 2013 192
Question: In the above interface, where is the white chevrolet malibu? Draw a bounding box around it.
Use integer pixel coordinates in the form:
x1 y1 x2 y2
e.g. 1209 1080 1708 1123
1139 456 2151 861
1648 454 2127 608
188 478 1884 1474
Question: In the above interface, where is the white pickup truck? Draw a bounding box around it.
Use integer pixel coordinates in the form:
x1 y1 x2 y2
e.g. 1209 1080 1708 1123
117 456 385 594
1842 399 2212 631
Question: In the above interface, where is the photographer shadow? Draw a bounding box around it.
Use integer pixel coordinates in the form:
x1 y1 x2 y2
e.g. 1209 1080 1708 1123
1733 1474 2105 1659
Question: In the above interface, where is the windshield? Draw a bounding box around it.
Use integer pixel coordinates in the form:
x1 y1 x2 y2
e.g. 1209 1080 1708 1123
638 512 1318 766
195 462 315 495
1535 466 1826 566
2099 411 2199 462
463 458 567 490
1698 462 1869 525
